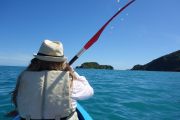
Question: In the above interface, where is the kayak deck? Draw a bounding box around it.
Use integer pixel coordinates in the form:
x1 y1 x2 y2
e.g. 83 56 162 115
13 103 93 120
77 103 93 120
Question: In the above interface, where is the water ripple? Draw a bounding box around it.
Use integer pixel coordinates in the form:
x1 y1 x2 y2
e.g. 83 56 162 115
1 67 180 120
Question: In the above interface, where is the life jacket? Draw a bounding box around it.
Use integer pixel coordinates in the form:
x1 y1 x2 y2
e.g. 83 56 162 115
17 70 74 119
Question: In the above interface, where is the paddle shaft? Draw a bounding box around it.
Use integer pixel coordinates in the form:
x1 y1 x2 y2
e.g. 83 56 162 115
69 0 135 65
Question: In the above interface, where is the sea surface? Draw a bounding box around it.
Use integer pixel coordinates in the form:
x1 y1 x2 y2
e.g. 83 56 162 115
0 66 180 120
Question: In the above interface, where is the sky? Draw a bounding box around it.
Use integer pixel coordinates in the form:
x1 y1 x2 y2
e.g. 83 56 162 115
0 0 180 70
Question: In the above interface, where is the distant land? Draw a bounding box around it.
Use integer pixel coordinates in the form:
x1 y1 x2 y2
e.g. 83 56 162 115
76 62 114 70
131 50 180 72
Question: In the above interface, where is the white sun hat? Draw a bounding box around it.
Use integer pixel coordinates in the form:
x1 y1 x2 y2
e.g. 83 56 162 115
33 40 67 62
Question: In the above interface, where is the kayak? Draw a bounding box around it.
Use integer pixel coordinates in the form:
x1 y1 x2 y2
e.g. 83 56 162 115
13 103 93 120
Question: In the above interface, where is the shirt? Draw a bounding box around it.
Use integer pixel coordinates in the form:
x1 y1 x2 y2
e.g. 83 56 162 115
71 72 94 109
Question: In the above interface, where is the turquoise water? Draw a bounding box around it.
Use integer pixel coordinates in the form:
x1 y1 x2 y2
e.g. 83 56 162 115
0 66 180 120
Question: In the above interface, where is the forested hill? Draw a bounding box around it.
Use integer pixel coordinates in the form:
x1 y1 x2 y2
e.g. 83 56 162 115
76 62 114 70
131 50 180 72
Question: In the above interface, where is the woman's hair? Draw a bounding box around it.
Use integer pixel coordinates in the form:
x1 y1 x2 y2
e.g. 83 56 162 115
26 58 67 71
26 58 75 77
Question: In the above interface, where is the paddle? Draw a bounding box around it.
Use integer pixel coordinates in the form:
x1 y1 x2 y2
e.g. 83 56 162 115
69 0 135 65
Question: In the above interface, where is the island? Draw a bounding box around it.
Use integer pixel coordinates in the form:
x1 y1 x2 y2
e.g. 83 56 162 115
76 62 114 70
131 50 180 72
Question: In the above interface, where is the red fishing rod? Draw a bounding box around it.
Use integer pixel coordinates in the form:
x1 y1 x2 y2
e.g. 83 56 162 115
69 0 135 65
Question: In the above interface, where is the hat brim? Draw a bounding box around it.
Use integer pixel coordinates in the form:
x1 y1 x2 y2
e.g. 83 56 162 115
33 54 67 62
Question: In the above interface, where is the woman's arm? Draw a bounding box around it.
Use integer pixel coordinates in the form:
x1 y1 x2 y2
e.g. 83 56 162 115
71 72 94 100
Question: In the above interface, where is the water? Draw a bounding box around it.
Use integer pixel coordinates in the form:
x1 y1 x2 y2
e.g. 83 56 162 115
0 66 180 120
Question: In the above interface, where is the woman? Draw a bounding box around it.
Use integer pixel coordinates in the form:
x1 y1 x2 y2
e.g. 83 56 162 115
11 40 94 120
